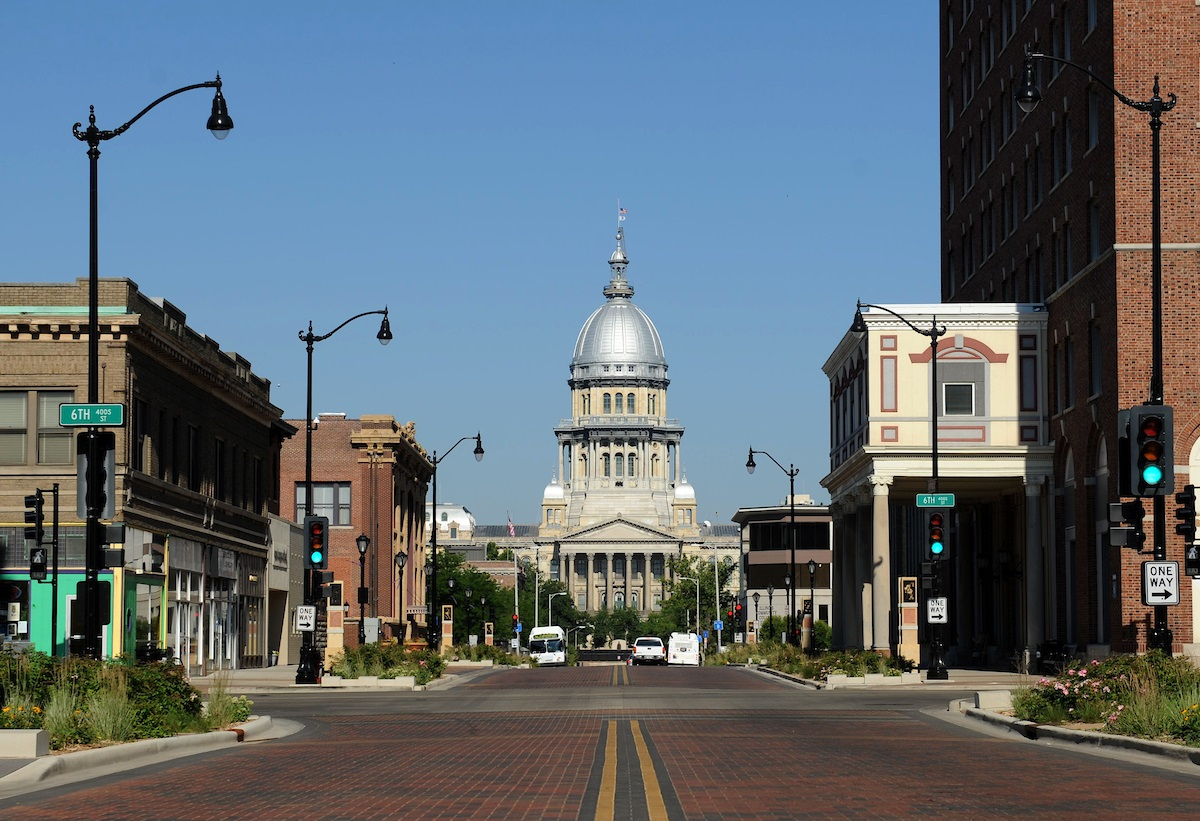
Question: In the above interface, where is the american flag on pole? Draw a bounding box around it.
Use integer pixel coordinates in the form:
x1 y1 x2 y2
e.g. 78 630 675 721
618 207 628 221
507 513 516 537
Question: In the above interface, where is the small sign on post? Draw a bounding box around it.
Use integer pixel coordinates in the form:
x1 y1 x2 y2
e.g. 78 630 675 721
916 493 956 508
296 605 317 632
926 596 948 624
60 403 124 427
1142 561 1179 606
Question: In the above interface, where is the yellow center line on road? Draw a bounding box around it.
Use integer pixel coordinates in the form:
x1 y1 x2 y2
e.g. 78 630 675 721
630 720 668 821
596 720 618 821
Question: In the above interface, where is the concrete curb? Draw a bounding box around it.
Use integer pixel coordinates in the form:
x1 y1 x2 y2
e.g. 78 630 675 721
0 716 275 790
959 701 1200 767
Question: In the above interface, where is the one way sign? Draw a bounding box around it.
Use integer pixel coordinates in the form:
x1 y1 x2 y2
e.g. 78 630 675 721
1141 561 1179 606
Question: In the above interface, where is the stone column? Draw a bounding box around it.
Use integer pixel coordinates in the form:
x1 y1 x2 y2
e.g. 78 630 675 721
605 552 614 611
1024 477 1046 658
562 551 572 604
586 552 596 611
643 551 652 613
869 475 893 655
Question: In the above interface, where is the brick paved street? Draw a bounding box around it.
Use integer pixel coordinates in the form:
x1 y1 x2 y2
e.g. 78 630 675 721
3 665 1200 819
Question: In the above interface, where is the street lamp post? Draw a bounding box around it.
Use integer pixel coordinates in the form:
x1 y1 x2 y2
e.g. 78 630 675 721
427 434 485 649
752 591 760 635
767 585 775 641
1016 49 1176 655
678 576 700 634
807 559 818 657
548 591 566 629
747 448 801 646
356 534 370 645
851 302 949 679
394 551 408 641
466 588 474 640
296 308 392 684
72 77 232 660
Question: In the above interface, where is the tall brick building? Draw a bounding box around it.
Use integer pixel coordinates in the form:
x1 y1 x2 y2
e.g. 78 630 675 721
279 413 431 657
940 2 1199 653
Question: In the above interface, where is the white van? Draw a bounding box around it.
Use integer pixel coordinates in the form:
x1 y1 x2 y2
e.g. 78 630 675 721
667 632 701 666
527 626 567 666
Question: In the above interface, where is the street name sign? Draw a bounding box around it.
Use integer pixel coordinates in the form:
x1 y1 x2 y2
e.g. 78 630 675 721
916 493 956 508
1141 561 1179 606
296 605 317 632
60 403 124 427
926 596 948 624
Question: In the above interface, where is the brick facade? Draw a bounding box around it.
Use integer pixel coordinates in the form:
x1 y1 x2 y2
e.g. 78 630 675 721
941 1 1199 652
279 413 432 649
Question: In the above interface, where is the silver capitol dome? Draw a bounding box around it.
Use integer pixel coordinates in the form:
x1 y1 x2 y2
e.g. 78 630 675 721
570 226 667 376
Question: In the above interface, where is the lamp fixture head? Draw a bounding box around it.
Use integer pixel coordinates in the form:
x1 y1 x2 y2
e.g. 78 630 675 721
1015 54 1041 114
394 551 408 570
808 559 817 575
745 448 756 474
850 301 868 336
473 433 485 462
356 533 370 556
207 77 234 139
377 310 393 346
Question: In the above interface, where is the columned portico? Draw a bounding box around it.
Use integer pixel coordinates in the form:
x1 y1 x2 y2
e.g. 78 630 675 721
869 475 893 654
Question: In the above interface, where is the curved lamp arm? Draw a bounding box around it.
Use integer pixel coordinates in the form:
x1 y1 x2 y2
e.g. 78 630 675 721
433 432 485 467
852 301 946 342
1016 50 1176 116
300 307 391 346
74 76 232 146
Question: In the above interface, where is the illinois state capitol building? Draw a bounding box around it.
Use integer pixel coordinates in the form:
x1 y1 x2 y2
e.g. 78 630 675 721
473 226 739 612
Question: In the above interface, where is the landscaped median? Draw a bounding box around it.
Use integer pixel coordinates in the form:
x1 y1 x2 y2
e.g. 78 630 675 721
955 651 1200 764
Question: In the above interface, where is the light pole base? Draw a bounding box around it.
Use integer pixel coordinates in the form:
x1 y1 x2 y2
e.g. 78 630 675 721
295 645 321 684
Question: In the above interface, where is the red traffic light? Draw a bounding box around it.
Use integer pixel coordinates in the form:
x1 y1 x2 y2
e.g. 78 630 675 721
1140 415 1164 439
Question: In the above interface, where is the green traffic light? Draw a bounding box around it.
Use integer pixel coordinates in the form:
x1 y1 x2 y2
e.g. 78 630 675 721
931 540 944 555
1142 465 1164 486
310 550 323 564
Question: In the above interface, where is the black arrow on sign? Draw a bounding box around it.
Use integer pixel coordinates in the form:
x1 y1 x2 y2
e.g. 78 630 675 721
1151 589 1174 600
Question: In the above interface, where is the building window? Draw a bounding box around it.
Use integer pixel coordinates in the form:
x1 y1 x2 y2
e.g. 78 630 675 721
1088 88 1100 150
0 390 75 466
648 394 656 415
627 393 635 414
603 393 611 414
944 384 976 415
1089 199 1103 261
1087 0 1098 33
214 439 227 502
296 482 352 525
582 394 590 415
187 425 201 492
615 393 623 414
449 527 457 539
37 391 74 465
627 454 635 477
615 453 624 477
602 454 610 477
1089 322 1103 397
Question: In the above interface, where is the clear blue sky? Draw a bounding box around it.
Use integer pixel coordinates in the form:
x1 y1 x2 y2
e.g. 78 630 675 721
3 2 941 526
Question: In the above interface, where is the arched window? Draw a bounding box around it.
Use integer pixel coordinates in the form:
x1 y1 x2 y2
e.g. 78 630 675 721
582 394 591 415
627 454 635 477
630 591 639 611
627 393 636 414
615 453 624 477
440 512 448 522
603 393 611 414
615 393 623 414
603 454 611 476
648 394 657 415
614 592 625 609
